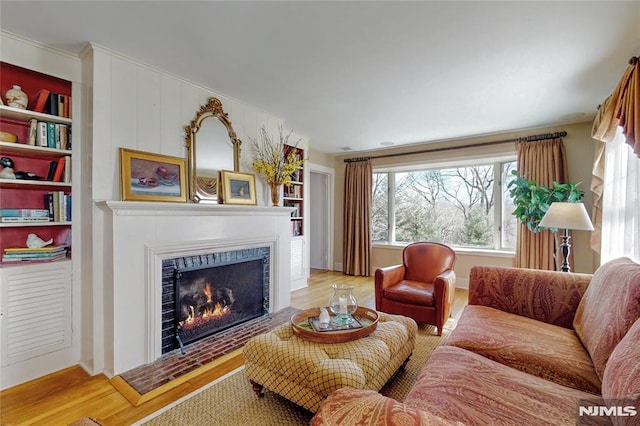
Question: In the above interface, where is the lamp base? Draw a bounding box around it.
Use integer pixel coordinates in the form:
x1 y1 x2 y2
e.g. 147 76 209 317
560 228 571 273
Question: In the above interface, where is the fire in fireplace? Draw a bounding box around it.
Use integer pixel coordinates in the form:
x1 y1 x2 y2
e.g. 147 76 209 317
168 249 270 353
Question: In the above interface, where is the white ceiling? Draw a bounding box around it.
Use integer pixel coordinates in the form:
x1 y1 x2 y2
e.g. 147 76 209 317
1 1 639 154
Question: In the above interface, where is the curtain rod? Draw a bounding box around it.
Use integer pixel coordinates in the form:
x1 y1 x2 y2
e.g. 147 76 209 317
343 131 568 163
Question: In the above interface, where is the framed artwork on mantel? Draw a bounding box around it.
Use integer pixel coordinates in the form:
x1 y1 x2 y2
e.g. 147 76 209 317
220 170 257 205
119 148 187 203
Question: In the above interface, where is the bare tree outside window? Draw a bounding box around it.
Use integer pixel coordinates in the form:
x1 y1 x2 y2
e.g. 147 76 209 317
371 173 388 242
372 159 517 251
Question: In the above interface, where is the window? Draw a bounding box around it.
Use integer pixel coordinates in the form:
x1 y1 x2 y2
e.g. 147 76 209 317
372 159 517 250
601 128 640 263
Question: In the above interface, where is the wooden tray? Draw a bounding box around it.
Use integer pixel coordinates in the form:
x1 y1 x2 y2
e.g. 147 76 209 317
291 306 379 343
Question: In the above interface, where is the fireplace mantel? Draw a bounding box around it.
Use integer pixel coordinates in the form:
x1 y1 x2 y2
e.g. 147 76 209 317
96 200 293 376
97 200 294 217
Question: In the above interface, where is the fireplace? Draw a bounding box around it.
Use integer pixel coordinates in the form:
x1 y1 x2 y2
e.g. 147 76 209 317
97 201 293 377
161 247 270 354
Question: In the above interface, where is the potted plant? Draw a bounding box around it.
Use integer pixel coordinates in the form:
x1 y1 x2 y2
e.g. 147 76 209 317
507 170 584 232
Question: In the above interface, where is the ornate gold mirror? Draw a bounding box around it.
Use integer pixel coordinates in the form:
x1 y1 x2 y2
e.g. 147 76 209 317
185 97 241 203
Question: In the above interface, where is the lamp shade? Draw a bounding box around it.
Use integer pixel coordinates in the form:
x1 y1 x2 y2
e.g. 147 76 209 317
538 202 595 231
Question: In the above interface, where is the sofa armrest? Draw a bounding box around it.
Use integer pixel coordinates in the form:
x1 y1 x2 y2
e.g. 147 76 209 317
375 264 405 310
311 387 457 426
468 266 592 328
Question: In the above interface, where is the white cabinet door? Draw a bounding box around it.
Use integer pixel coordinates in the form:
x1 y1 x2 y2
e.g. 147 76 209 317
0 260 72 367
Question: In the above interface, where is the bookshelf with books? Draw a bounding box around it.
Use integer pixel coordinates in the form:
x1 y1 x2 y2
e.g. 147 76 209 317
0 62 73 265
283 145 304 237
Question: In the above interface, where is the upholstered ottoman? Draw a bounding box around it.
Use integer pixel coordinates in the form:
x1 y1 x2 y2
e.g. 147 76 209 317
243 312 417 413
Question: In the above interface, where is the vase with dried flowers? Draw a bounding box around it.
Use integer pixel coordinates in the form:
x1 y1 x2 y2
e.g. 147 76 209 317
251 125 304 206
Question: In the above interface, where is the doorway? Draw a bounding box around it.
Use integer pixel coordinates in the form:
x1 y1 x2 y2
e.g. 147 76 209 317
309 164 334 274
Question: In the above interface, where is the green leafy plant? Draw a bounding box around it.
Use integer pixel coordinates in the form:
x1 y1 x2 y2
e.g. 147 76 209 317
507 170 584 232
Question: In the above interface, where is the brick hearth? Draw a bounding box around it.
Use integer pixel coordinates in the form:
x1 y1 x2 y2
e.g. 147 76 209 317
119 307 299 395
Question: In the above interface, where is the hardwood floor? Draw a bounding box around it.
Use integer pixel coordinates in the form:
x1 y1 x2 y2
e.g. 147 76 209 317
0 271 468 426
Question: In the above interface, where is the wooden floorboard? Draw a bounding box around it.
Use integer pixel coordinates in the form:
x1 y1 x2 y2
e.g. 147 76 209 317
0 271 468 426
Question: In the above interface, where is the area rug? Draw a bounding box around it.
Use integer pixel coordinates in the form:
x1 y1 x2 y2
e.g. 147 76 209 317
136 323 449 426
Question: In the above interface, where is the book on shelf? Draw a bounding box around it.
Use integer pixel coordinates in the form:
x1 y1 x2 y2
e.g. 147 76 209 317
4 245 67 253
59 191 67 221
37 121 48 147
66 194 72 220
28 118 37 145
2 252 67 263
52 191 60 221
43 193 54 221
0 216 51 223
43 191 69 222
57 124 69 150
46 92 58 116
52 156 65 182
42 92 72 118
0 209 50 217
63 155 71 183
47 121 56 148
30 89 51 113
46 160 57 181
3 249 66 258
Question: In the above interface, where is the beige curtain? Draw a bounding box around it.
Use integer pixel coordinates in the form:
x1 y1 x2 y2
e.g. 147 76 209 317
590 56 639 253
515 138 568 270
343 160 372 276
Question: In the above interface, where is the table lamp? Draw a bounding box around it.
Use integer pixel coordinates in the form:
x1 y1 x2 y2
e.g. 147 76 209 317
538 202 594 272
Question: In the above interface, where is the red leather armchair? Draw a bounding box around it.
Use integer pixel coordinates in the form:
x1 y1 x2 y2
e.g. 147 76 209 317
375 242 456 335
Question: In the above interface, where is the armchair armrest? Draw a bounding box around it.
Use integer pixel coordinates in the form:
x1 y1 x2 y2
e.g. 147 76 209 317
468 266 592 329
311 387 456 426
375 264 405 310
434 269 456 318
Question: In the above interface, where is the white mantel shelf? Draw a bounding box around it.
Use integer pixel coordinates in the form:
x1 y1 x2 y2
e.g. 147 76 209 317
96 201 294 217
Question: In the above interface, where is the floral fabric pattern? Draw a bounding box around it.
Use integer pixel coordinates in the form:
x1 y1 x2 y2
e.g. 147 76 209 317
601 319 640 426
310 388 460 426
468 265 591 328
445 305 601 394
403 346 603 426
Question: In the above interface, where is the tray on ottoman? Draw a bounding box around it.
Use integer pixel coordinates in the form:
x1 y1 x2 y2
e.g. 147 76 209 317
291 306 379 343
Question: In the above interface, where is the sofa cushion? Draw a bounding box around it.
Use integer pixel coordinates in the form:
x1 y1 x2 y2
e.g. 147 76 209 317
601 318 640 426
403 346 602 426
310 388 460 426
445 304 601 394
573 257 640 381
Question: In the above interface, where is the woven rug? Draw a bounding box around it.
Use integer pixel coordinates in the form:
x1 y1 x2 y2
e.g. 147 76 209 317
137 323 448 425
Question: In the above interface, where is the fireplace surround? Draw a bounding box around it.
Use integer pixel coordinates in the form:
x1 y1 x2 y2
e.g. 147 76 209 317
97 201 293 377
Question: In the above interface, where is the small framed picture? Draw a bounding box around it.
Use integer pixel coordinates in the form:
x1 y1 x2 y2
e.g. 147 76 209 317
220 170 257 205
119 148 187 202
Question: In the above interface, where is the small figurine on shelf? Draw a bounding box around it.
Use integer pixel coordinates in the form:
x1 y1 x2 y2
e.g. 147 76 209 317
0 156 42 180
26 233 53 248
0 156 16 179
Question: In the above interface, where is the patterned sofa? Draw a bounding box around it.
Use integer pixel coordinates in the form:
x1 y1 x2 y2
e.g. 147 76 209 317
311 257 640 425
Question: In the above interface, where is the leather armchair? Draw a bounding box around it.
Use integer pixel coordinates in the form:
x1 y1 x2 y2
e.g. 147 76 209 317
375 242 456 335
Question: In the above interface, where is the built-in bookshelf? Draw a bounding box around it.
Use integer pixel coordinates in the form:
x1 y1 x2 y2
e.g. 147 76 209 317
283 145 304 237
0 62 73 264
